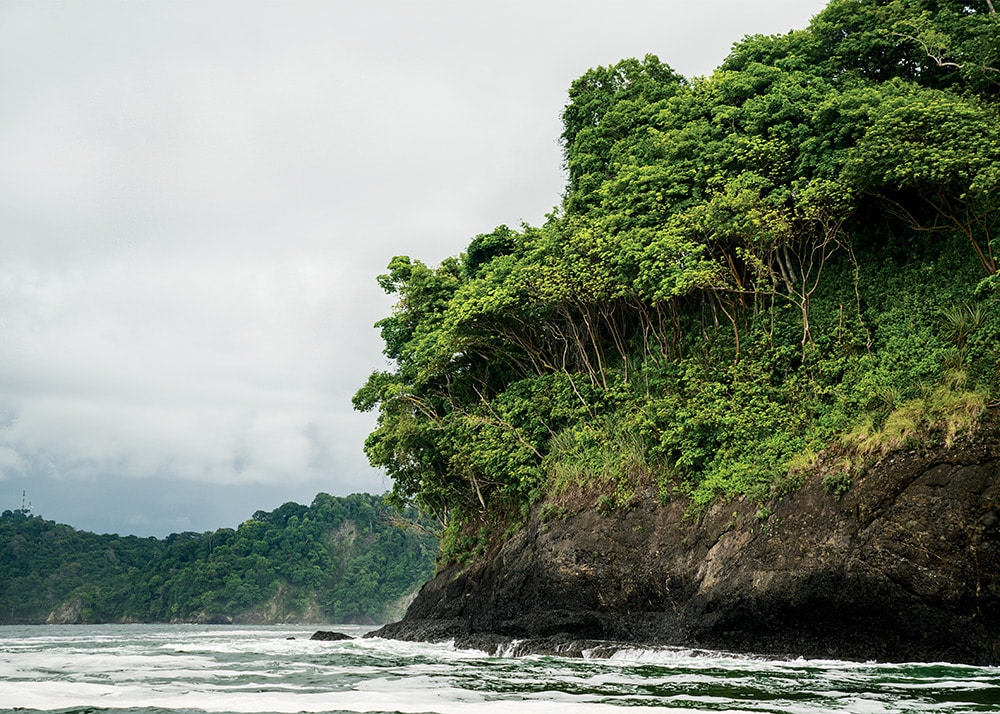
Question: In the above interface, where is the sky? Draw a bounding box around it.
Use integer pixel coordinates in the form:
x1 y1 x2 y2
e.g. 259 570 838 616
0 0 831 537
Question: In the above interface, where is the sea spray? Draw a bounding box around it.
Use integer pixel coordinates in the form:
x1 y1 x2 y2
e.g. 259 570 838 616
2 624 999 713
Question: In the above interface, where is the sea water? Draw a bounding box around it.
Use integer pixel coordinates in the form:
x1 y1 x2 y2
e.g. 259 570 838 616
1 624 999 713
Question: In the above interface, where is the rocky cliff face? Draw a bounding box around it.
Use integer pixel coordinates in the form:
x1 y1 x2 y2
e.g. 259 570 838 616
373 415 1000 664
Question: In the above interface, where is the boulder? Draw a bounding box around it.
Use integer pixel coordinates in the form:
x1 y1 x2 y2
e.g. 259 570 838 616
310 630 353 641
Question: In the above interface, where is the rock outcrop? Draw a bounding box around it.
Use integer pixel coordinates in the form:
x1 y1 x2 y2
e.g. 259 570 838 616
310 630 354 641
371 415 1000 664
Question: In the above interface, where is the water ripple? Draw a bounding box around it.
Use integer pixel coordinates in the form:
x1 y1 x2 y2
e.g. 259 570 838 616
1 624 998 713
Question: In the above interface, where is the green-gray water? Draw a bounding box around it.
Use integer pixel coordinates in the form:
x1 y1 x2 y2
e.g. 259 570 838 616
1 624 998 713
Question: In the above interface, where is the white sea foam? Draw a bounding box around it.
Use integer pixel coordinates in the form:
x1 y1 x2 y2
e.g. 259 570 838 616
1 624 998 714
0 678 704 713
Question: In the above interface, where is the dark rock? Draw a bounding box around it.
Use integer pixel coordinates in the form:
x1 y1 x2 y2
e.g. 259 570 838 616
370 412 1000 664
310 630 353 641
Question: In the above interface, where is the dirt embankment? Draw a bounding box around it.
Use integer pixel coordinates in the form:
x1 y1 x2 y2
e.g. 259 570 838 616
373 415 1000 664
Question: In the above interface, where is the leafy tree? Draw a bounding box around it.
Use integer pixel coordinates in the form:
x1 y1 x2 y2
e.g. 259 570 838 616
356 0 999 563
806 0 999 94
561 55 685 213
842 82 999 273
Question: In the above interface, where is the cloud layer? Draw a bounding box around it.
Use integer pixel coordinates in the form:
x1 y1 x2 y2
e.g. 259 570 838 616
0 0 829 535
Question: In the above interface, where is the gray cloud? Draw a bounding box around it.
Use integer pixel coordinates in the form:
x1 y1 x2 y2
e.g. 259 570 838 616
0 0 829 535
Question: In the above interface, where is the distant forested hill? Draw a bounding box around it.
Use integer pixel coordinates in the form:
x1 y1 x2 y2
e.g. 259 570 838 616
0 493 438 625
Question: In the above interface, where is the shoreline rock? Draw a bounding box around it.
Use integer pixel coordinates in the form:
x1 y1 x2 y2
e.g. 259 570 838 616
369 415 1000 664
310 630 354 641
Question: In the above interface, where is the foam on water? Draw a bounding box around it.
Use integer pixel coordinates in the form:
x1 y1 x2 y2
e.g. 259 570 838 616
0 679 701 714
2 624 999 714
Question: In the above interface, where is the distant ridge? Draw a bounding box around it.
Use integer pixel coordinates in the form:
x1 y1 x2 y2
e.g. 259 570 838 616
0 492 438 625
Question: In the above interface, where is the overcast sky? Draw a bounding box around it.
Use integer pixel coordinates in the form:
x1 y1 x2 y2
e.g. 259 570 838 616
0 0 830 537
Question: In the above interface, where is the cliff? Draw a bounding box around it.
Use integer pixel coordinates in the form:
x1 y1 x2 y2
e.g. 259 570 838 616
373 413 1000 664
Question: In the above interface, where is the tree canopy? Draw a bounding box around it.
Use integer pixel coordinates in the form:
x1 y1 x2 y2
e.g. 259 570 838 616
357 0 1000 562
0 493 437 625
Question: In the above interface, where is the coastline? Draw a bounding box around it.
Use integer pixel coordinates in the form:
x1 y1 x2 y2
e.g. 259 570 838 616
371 411 1000 664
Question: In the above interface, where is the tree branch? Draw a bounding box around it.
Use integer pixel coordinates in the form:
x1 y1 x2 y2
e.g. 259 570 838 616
891 27 1000 75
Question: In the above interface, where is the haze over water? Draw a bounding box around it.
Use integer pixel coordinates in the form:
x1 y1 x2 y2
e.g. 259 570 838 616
2 624 999 713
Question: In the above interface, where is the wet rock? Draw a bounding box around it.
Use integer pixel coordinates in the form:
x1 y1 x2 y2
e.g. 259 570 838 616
310 630 353 641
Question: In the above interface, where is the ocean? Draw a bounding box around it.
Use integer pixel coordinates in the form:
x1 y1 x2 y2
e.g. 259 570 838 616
1 624 998 713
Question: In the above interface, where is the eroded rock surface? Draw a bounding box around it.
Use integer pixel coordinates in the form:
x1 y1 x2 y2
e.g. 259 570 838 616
371 416 1000 664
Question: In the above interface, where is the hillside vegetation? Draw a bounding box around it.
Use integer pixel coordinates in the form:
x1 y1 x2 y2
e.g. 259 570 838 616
355 0 1000 563
0 493 437 625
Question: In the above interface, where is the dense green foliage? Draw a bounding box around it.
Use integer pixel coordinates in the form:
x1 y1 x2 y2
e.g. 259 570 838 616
356 0 999 561
0 493 437 625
